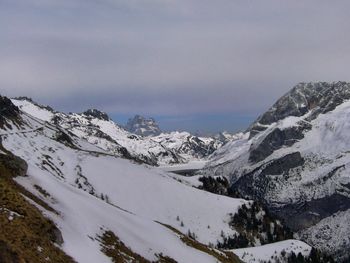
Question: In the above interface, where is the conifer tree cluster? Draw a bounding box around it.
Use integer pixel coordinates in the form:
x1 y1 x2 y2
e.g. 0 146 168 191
198 176 231 196
217 202 293 250
285 248 335 263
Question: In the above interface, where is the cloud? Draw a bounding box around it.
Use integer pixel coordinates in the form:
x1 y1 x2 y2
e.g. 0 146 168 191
1 0 350 119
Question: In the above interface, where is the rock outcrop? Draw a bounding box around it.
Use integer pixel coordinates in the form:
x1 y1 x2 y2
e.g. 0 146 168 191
125 115 161 137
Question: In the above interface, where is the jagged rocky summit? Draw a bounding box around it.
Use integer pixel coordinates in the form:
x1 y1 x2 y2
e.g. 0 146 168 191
125 115 162 137
204 81 350 261
82 109 110 121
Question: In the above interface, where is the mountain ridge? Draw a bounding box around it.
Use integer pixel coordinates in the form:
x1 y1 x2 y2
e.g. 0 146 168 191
203 81 350 261
0 93 331 262
12 97 227 166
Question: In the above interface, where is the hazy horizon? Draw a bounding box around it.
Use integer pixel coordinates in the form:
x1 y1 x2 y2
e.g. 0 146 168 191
12 95 257 134
2 1 350 133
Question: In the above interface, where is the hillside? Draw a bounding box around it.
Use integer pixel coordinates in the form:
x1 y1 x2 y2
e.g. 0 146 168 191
203 82 350 261
0 95 247 262
0 94 335 262
12 98 224 166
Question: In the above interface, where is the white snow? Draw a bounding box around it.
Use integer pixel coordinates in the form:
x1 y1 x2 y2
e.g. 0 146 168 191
3 97 319 262
1 111 248 263
297 209 350 258
233 240 311 263
203 95 350 258
206 99 350 205
160 160 207 172
206 132 251 167
12 99 54 122
12 98 223 166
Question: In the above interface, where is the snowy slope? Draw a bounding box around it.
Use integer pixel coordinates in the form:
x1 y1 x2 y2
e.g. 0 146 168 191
12 98 224 166
153 131 222 161
206 88 350 206
233 240 311 263
213 131 245 145
0 107 248 262
296 209 350 260
0 95 321 262
203 82 350 260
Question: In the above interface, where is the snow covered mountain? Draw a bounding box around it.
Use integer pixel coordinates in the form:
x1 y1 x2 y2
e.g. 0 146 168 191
214 132 245 145
203 81 350 261
0 95 245 262
125 115 162 137
0 95 327 263
11 97 225 166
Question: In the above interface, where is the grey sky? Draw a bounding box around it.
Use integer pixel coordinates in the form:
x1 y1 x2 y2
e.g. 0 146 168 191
1 0 350 132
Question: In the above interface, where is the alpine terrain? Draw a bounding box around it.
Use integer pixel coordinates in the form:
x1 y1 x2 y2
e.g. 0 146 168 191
0 91 335 263
203 81 350 261
125 115 162 137
12 97 225 166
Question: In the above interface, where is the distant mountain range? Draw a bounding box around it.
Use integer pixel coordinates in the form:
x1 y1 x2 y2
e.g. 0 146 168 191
12 97 235 166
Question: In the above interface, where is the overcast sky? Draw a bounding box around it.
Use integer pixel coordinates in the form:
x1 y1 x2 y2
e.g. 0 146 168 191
1 0 350 133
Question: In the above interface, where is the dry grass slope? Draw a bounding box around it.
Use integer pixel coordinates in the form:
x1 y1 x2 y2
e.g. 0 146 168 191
98 226 243 263
157 223 242 263
98 230 150 263
0 148 76 263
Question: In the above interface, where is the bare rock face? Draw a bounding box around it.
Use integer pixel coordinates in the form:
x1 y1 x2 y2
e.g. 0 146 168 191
204 82 350 260
249 124 311 163
0 96 21 128
231 152 305 201
83 109 110 121
249 81 350 138
125 115 161 137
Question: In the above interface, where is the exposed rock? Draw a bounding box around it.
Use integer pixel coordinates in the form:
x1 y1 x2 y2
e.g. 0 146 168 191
261 152 304 175
273 194 350 231
0 96 21 128
83 109 110 121
231 152 304 200
178 136 217 158
0 142 75 262
249 124 310 163
297 209 350 261
249 81 350 138
213 131 241 144
204 82 350 259
125 115 161 137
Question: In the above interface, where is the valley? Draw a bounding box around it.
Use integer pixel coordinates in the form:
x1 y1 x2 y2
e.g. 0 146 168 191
1 82 348 262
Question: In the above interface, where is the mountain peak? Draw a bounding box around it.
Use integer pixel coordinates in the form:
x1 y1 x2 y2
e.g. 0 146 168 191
13 96 35 102
82 109 110 121
13 96 55 112
125 115 161 137
249 81 350 137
